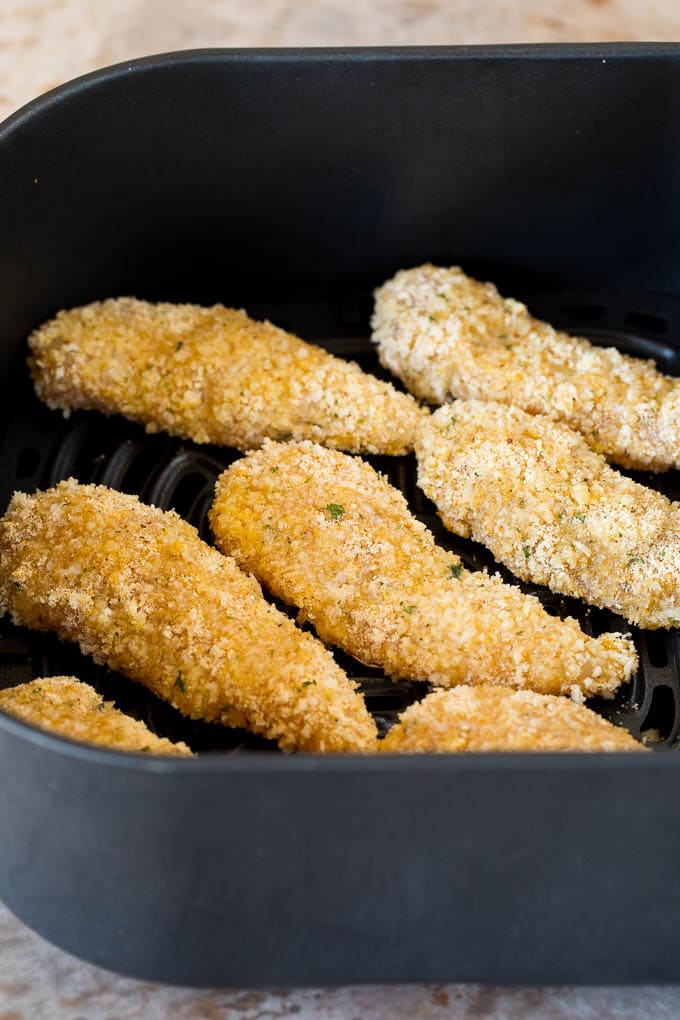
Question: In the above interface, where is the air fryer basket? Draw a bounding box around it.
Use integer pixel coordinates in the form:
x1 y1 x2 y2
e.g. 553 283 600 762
3 290 680 750
1 47 680 987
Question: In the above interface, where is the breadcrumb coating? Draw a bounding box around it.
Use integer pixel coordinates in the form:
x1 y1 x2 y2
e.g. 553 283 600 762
28 297 425 455
209 441 637 699
0 481 377 753
372 264 680 471
380 686 645 753
417 401 680 630
0 676 192 756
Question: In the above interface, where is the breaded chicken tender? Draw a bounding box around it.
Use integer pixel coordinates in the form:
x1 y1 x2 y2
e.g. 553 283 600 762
0 481 377 753
417 400 680 629
0 676 192 756
28 297 424 455
380 686 645 753
209 441 637 699
372 264 680 471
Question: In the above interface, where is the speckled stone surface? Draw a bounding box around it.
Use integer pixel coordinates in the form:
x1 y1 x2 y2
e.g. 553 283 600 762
3 901 680 1019
2 0 680 122
2 2 680 1016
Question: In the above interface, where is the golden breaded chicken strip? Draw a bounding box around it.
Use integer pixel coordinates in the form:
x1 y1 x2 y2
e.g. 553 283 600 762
417 400 680 630
209 441 637 700
380 687 645 753
0 676 192 756
0 481 377 753
372 264 680 471
28 297 425 455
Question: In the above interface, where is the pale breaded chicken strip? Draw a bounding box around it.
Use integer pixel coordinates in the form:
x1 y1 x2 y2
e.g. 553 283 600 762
372 264 680 471
0 676 192 756
209 441 637 700
417 400 680 629
0 481 377 753
380 687 645 753
28 297 425 455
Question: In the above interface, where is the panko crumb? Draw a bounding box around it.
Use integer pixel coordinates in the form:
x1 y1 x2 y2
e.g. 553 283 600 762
372 264 680 471
209 440 637 700
28 297 425 455
379 686 646 753
0 676 192 756
0 480 377 754
417 400 680 629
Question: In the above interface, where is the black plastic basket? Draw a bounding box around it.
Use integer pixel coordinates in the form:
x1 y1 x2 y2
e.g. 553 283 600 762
1 46 679 987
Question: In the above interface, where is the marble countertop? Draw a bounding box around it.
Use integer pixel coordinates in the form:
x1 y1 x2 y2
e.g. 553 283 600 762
2 0 680 123
2 2 680 1017
2 900 679 1019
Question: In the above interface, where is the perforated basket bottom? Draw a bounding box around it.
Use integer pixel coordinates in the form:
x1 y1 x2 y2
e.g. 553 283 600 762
1 287 679 752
